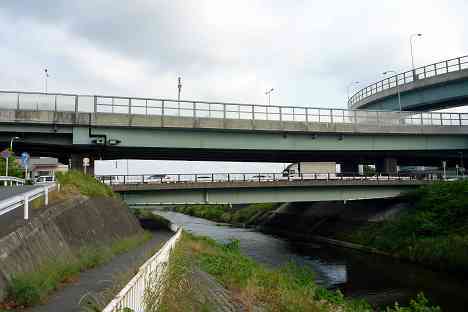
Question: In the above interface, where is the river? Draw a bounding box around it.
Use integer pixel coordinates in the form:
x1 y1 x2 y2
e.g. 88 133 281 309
154 210 467 311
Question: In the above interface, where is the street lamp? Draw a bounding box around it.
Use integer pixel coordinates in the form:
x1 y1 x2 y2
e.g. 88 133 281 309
346 81 360 104
265 88 274 106
383 71 401 111
410 33 423 78
5 136 20 177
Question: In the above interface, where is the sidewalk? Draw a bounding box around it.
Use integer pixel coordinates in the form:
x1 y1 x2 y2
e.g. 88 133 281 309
28 229 173 312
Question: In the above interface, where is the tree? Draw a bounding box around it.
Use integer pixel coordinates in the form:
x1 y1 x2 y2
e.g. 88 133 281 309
0 151 25 178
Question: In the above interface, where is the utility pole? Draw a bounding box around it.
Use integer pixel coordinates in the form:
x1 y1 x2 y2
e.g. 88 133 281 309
178 77 182 116
178 77 182 102
44 68 49 93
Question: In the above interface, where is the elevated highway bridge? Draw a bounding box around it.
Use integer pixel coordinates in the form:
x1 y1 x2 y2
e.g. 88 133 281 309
349 54 468 111
0 90 467 174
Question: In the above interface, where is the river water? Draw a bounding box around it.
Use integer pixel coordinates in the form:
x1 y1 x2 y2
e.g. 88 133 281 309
154 210 467 311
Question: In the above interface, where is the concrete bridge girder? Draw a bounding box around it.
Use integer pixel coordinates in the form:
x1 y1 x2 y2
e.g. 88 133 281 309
120 185 418 205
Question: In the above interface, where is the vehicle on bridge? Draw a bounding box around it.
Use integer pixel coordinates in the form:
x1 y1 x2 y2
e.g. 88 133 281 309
283 162 337 179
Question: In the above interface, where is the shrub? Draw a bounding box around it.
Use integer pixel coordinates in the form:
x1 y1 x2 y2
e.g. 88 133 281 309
55 171 115 197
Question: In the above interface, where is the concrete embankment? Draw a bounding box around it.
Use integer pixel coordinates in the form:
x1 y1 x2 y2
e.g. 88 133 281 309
251 198 408 240
0 195 142 301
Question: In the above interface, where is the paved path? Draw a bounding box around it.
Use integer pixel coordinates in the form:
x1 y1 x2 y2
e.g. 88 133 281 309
0 185 39 202
28 229 173 312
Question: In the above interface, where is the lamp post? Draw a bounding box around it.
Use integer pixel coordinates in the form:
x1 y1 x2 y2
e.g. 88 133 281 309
346 81 360 105
5 136 20 177
383 71 401 112
265 88 274 106
410 33 423 79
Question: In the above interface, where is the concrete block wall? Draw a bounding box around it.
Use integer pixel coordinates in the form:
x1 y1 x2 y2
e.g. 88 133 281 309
0 196 142 300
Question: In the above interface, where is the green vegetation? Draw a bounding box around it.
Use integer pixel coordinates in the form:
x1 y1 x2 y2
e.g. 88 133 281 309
4 232 152 308
133 208 172 229
55 170 115 197
157 232 439 312
0 151 24 179
173 203 278 225
340 180 468 274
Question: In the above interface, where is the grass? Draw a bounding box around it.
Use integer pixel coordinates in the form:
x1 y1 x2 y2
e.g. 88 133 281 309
2 232 152 308
157 232 439 312
338 180 468 274
55 170 116 198
173 203 278 225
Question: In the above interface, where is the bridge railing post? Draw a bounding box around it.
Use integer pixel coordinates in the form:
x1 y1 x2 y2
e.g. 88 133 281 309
227 173 230 182
24 194 29 220
128 98 132 116
177 174 181 182
142 175 145 184
44 186 49 206
124 175 126 185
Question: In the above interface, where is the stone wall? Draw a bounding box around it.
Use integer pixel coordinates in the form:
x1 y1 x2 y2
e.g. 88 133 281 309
0 196 142 300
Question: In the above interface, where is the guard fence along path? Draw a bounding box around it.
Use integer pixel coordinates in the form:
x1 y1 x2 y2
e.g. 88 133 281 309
0 183 56 219
348 54 468 107
102 224 182 312
0 90 468 127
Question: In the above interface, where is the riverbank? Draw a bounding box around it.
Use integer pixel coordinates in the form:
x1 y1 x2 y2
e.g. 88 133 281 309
159 231 374 311
158 228 441 312
170 203 279 226
331 180 468 275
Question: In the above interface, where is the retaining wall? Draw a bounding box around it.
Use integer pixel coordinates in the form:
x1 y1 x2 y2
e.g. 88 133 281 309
0 196 142 300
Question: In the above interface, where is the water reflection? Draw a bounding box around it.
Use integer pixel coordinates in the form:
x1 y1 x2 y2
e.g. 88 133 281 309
155 210 467 311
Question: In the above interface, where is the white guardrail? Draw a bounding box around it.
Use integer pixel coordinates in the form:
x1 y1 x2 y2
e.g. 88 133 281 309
0 183 56 219
0 176 25 186
102 223 182 312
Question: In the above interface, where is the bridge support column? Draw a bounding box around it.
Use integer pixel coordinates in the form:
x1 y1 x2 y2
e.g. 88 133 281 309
340 162 359 175
376 158 398 175
69 154 95 176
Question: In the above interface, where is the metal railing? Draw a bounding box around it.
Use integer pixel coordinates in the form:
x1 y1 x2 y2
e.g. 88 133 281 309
0 183 56 219
97 172 441 186
1 90 468 127
348 55 468 107
102 224 182 312
0 176 25 186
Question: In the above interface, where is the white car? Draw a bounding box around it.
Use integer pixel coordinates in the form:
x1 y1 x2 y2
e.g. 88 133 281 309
35 176 55 184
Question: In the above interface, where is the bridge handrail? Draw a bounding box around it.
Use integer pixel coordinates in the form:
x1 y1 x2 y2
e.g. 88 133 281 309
348 54 468 108
102 225 182 312
1 89 468 128
0 183 56 218
0 176 25 186
96 171 445 185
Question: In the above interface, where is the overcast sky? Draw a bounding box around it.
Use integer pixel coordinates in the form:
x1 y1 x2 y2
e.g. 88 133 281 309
1 1 467 174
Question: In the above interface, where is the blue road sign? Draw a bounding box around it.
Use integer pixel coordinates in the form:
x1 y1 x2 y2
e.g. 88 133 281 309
20 152 30 169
